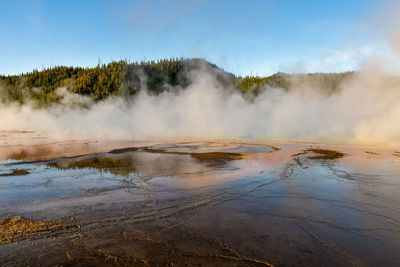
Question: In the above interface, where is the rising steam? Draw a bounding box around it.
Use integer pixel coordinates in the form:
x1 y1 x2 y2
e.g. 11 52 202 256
1 6 400 146
0 62 399 146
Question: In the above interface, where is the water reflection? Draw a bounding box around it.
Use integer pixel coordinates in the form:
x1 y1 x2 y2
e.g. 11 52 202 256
0 137 400 266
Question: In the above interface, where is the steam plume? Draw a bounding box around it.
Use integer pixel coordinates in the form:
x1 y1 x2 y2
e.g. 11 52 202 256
1 4 400 146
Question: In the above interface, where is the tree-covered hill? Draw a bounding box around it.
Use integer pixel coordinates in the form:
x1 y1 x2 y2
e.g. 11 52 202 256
0 58 354 106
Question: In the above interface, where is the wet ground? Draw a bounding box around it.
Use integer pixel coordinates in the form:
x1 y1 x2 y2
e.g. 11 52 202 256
0 131 400 266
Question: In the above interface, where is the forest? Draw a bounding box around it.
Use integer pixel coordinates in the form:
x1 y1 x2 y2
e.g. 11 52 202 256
0 58 354 106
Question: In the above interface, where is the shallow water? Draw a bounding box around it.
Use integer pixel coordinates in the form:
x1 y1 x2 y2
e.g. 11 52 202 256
0 132 400 266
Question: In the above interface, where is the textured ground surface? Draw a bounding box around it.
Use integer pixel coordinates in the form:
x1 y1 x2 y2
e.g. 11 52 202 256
0 131 400 266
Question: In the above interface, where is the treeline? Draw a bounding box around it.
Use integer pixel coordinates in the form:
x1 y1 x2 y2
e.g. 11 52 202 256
0 58 354 106
236 73 289 95
236 72 354 95
0 58 193 105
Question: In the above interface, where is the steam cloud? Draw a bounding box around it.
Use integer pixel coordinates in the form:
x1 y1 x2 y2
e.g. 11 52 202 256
0 62 399 146
1 5 400 146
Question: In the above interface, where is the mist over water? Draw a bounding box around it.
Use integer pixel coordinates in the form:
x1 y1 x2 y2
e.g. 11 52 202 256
0 62 399 146
1 5 400 146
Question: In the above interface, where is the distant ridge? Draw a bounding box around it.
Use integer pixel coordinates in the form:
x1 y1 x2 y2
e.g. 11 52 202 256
0 58 354 106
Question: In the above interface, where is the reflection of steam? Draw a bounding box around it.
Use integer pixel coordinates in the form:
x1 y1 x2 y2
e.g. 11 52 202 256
46 143 253 177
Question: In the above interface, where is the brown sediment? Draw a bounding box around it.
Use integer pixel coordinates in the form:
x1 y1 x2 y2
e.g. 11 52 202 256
0 216 66 245
143 148 248 167
47 156 136 176
8 147 53 160
393 152 400 157
108 147 141 154
365 151 380 155
267 145 282 152
233 142 282 152
292 148 345 160
0 169 30 177
9 149 29 160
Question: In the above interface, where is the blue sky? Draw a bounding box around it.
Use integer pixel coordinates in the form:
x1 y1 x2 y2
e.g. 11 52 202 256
0 0 396 76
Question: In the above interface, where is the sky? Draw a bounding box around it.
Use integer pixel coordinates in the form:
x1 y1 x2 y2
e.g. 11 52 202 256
0 0 397 76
